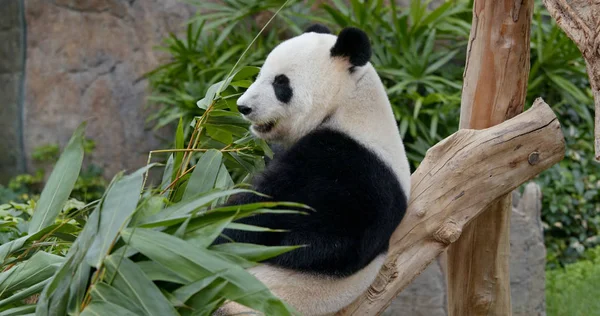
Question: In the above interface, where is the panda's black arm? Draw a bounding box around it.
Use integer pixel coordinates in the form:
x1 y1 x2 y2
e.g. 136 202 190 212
212 129 407 275
266 230 369 276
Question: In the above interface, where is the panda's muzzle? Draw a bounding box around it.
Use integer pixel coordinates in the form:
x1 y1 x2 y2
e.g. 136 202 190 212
253 120 277 133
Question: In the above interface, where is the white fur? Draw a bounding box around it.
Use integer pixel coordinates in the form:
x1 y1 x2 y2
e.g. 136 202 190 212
220 31 411 315
237 33 410 197
217 254 386 316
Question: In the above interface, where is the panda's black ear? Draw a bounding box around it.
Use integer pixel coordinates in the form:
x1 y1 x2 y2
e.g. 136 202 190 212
304 23 331 34
330 27 371 67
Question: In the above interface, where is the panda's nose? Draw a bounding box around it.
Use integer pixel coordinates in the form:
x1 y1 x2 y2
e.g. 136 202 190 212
237 105 252 115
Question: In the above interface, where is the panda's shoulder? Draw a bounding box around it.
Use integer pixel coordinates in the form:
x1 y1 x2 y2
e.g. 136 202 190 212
263 128 396 184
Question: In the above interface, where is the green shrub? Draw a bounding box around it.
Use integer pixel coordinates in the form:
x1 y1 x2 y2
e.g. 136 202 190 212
527 2 600 267
0 71 305 315
0 140 107 205
546 246 600 316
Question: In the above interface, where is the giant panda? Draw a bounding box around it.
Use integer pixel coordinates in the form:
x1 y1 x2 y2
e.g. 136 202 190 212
213 24 411 316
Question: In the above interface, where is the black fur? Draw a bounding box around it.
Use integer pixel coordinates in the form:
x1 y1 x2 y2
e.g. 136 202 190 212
330 27 372 67
273 74 293 103
304 23 332 34
213 129 407 277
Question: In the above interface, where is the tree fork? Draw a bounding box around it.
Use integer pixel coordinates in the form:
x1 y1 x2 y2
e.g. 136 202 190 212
337 98 565 315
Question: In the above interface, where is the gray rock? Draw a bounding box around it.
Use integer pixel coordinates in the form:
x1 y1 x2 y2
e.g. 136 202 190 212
0 0 26 184
22 0 196 178
510 183 546 316
383 257 447 316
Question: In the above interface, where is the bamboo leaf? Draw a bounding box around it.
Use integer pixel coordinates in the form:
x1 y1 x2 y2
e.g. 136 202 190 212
0 251 63 295
86 165 153 268
81 300 141 316
0 280 48 307
183 150 223 200
138 189 256 227
89 283 146 315
0 305 36 316
210 243 300 262
103 255 178 316
136 261 188 284
28 123 86 234
120 228 296 315
36 206 100 316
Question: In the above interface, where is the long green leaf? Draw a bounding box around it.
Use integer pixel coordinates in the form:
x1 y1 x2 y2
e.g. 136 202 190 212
0 280 48 307
103 255 178 316
80 300 140 316
138 189 257 227
89 283 145 315
120 228 296 315
36 206 100 316
86 165 153 268
136 261 188 284
0 251 63 295
0 305 36 316
183 150 223 200
28 123 86 234
210 243 300 263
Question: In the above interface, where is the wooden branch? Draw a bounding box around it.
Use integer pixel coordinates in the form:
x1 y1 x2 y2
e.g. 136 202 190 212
337 98 565 315
542 0 600 159
446 1 534 315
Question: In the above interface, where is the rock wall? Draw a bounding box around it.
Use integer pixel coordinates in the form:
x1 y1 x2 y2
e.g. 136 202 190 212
384 183 547 316
0 0 26 183
22 0 195 178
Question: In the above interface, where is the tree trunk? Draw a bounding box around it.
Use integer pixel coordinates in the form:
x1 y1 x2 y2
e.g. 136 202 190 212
541 0 600 160
336 99 564 315
445 1 534 315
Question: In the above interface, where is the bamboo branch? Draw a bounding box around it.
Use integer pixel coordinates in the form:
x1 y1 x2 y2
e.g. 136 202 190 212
542 0 600 160
337 98 565 315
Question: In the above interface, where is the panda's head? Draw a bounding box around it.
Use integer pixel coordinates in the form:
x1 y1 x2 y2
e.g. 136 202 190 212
237 24 372 144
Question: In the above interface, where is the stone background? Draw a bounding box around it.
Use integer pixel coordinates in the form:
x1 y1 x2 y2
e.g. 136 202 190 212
0 0 26 183
0 0 196 180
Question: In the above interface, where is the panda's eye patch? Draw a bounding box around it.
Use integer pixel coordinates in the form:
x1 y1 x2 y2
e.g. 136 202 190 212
272 74 292 104
273 74 289 85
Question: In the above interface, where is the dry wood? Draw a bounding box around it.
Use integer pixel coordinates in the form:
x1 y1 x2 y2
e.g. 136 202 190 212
337 99 565 315
542 0 600 159
446 1 534 315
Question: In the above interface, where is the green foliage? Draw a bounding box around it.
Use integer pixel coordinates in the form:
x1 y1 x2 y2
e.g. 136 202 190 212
546 245 600 316
526 2 600 267
0 138 107 205
147 0 471 168
317 0 470 164
0 61 306 314
145 0 305 134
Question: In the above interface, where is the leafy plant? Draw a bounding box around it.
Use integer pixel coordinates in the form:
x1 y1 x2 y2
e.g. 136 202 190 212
314 0 471 165
546 245 600 316
1 56 308 315
147 0 471 168
145 0 306 135
0 139 107 205
526 1 600 267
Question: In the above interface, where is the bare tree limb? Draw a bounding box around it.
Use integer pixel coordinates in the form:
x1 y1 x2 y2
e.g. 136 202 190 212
543 0 600 160
337 98 565 315
446 1 534 314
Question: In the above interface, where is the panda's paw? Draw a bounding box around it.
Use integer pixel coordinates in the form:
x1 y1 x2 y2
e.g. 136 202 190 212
213 301 263 316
